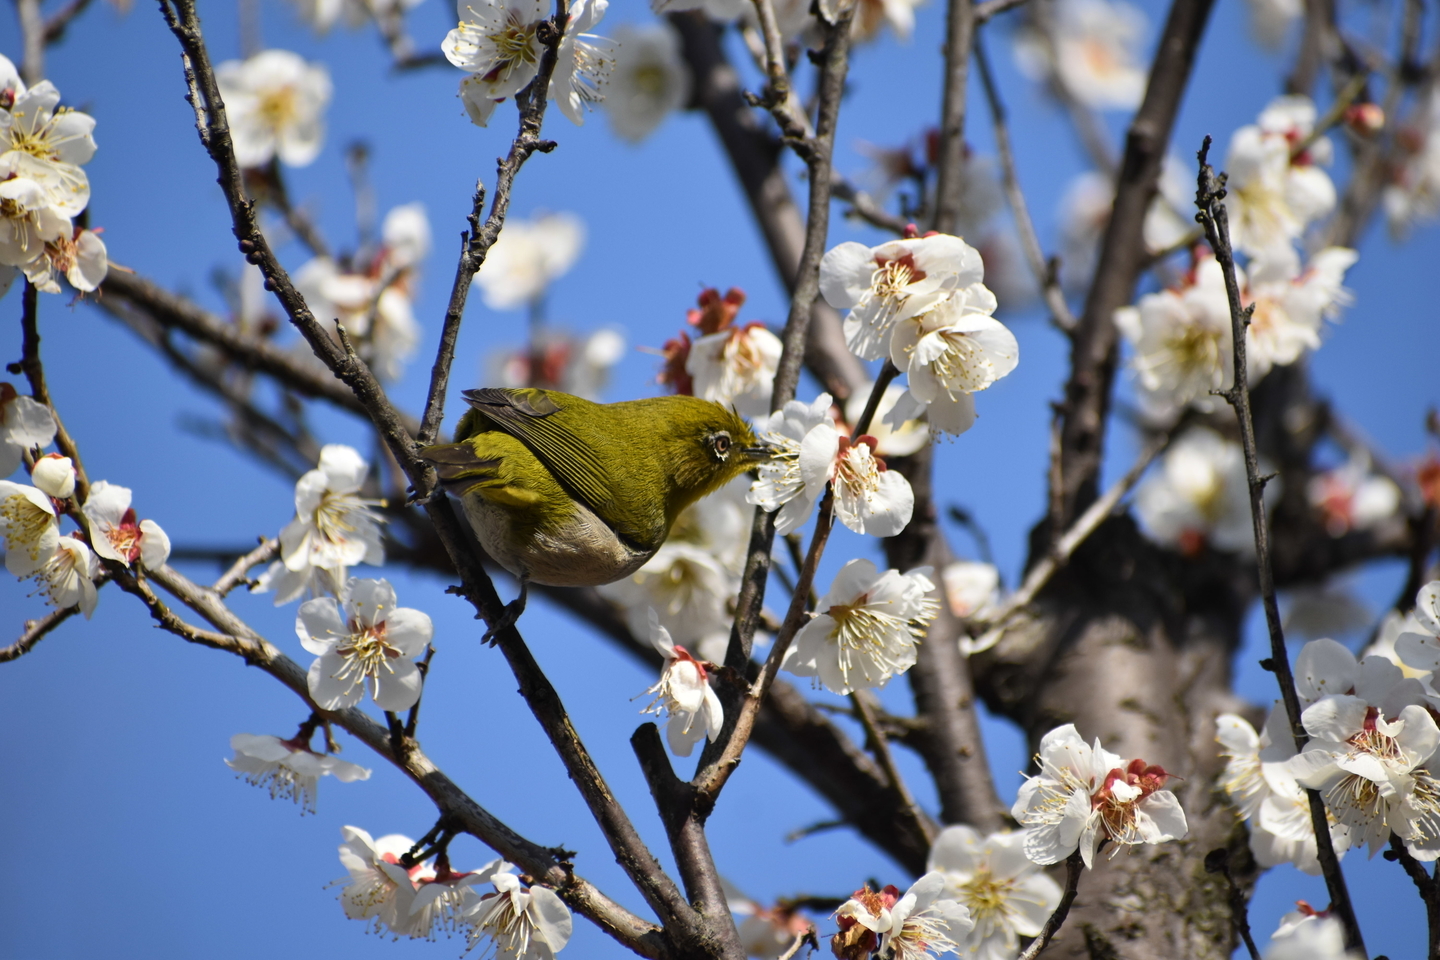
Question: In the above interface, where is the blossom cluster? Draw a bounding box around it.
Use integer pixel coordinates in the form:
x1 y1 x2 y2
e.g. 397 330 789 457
1217 589 1440 874
1012 724 1189 868
0 55 107 297
825 825 1066 960
334 827 573 958
0 389 170 618
1114 96 1357 424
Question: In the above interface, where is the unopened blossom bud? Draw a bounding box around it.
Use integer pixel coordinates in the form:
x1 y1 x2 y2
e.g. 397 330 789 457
32 454 75 499
1344 102 1384 137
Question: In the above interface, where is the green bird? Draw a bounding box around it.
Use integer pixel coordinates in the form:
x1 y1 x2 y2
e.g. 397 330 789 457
422 387 772 632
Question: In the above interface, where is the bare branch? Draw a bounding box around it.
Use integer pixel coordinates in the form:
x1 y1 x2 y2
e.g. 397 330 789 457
99 271 400 426
42 0 96 45
122 562 665 957
420 61 561 448
213 537 279 596
931 0 975 234
1194 137 1365 957
16 282 91 502
16 0 44 85
973 34 1077 332
1055 0 1216 526
1205 848 1261 960
1016 851 1083 960
974 424 1174 634
850 691 936 845
2 599 91 663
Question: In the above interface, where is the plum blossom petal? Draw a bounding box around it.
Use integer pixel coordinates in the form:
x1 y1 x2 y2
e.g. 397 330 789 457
216 50 331 168
640 608 724 756
0 479 58 577
227 732 371 813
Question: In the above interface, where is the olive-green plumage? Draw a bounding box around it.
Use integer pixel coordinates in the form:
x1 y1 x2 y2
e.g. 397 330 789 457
422 387 768 589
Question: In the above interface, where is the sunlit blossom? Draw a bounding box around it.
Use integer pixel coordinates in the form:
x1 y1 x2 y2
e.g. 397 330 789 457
298 577 433 711
226 732 370 813
640 608 724 756
216 50 332 168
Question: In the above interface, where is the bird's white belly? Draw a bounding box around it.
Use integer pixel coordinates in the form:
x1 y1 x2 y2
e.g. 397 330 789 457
459 495 653 587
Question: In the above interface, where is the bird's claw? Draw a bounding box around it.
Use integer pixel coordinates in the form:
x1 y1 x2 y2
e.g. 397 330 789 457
481 582 528 646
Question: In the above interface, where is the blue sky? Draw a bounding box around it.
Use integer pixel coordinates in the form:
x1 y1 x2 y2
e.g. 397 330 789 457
0 0 1436 957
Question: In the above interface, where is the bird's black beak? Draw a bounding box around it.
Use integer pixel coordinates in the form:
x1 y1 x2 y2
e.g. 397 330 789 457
742 441 777 462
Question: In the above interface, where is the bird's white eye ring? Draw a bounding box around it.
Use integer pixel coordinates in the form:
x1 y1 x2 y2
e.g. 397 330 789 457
711 432 732 459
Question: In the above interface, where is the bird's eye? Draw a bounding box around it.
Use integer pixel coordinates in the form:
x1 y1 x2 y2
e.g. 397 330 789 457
711 432 732 459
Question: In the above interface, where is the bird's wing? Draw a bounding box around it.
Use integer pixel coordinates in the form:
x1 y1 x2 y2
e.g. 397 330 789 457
459 387 619 523
420 442 505 499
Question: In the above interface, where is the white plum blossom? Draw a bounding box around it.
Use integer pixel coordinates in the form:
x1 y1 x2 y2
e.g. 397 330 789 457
1307 454 1400 536
0 480 58 576
1014 0 1148 110
820 233 986 362
640 609 724 756
298 578 433 712
1135 427 1266 555
686 321 783 419
831 874 973 960
926 826 1062 960
1012 724 1188 867
474 211 584 309
26 224 107 294
1058 171 1113 291
601 542 732 646
294 255 420 382
0 175 69 272
886 294 1018 437
336 827 432 937
846 384 928 458
1289 696 1440 858
832 435 915 536
380 202 432 271
35 535 98 617
1384 90 1440 234
1243 0 1301 48
852 0 925 42
81 480 171 570
1396 582 1440 678
444 0 546 118
783 559 939 695
940 561 1000 620
30 454 74 499
0 381 57 478
226 732 370 813
215 50 332 168
603 22 689 142
747 393 837 535
1115 255 1233 420
1224 95 1336 256
276 444 385 579
547 0 616 126
0 75 97 218
462 862 574 960
288 0 424 34
1265 913 1358 960
1216 709 1348 874
1244 245 1357 376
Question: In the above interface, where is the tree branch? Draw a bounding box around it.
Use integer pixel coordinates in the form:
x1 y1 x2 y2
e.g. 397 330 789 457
1054 0 1215 526
1016 851 1083 960
1194 138 1365 957
931 0 975 234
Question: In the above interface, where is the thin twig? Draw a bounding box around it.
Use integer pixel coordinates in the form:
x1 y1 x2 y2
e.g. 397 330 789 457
1194 136 1366 958
1205 848 1261 960
1386 833 1440 959
972 425 1174 632
975 0 1032 22
122 562 664 957
157 0 698 939
2 602 82 662
419 60 561 449
850 691 935 845
42 0 96 44
212 537 278 596
17 282 91 502
1016 851 1084 960
1055 0 1216 526
261 160 332 260
973 35 1076 332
